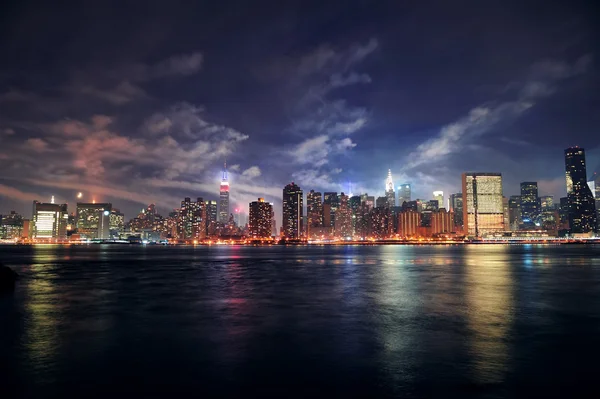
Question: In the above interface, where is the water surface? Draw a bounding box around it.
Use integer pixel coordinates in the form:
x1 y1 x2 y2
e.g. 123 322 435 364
2 244 600 398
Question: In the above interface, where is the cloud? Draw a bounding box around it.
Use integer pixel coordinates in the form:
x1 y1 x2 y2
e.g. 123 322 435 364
242 166 261 178
228 164 240 171
296 38 378 76
330 72 372 88
150 52 203 78
0 183 43 202
77 81 148 105
25 138 49 152
1 128 15 135
0 89 39 103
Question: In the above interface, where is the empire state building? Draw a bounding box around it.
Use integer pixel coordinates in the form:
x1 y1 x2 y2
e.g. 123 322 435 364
219 162 230 223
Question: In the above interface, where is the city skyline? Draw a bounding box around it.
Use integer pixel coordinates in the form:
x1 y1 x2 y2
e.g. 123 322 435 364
0 1 599 221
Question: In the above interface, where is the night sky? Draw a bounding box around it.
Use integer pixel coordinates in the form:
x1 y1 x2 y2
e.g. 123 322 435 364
1 0 599 222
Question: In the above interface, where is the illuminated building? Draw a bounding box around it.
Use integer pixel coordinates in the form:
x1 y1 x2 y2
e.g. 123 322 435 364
402 200 419 212
334 193 353 237
558 197 570 232
109 209 125 238
431 209 455 235
370 206 393 238
540 195 554 211
206 200 218 235
449 193 463 229
248 198 273 238
306 190 323 237
564 147 596 234
0 211 24 239
322 203 332 228
397 210 420 237
433 191 444 210
360 194 375 210
324 192 338 228
179 197 207 239
219 162 230 223
385 169 395 207
508 196 522 231
375 196 388 209
76 202 112 239
397 184 411 207
520 182 539 228
282 182 303 239
349 195 361 234
462 173 504 237
33 201 68 239
503 197 509 229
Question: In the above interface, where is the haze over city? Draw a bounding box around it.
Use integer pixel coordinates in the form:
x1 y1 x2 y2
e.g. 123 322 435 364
1 1 599 222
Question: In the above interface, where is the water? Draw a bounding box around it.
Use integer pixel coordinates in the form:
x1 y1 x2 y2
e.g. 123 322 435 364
2 244 600 398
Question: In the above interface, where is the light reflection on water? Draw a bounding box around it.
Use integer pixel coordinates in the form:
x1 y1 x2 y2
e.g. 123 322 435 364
3 244 600 397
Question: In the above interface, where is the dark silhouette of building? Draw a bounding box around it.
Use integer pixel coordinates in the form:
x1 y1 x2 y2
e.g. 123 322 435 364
564 147 596 234
520 182 539 228
283 182 303 239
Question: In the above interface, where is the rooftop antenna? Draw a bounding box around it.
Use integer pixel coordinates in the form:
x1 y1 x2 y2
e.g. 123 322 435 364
51 195 55 204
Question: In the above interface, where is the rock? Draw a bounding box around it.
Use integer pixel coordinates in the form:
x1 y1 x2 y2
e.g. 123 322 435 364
0 263 18 294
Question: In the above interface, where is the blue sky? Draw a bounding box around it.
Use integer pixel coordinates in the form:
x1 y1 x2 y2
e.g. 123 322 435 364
0 0 599 223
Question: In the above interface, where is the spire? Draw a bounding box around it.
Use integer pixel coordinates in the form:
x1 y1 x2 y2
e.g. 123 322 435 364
386 169 394 192
222 160 228 182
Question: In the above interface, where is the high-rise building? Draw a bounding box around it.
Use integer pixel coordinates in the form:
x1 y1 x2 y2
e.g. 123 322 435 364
559 197 570 231
335 193 353 238
323 192 338 228
564 147 596 234
397 210 420 237
33 201 68 240
0 211 25 240
370 207 393 238
433 191 444 210
503 197 510 229
282 182 303 239
397 184 411 207
520 182 539 228
248 198 273 238
76 202 112 239
205 200 218 235
306 190 323 236
508 196 522 231
462 173 504 237
360 194 375 210
385 169 395 207
540 196 554 211
219 163 230 223
375 196 388 208
109 209 124 238
449 193 463 229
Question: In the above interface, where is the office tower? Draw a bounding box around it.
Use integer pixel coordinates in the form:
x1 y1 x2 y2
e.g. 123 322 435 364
248 198 273 238
370 207 393 238
564 147 597 233
178 198 207 239
520 182 539 227
109 209 125 238
449 193 463 229
76 202 112 239
558 197 569 231
322 203 332 228
508 196 522 231
33 201 68 239
431 209 455 235
206 200 218 235
335 193 353 238
595 172 600 230
397 184 411 207
360 194 375 210
402 200 419 212
462 173 504 237
0 211 24 240
219 162 230 223
397 210 420 237
385 169 395 207
503 197 510 229
433 191 444 210
323 191 339 228
306 190 323 235
375 196 388 208
540 196 554 211
424 200 439 211
283 182 303 239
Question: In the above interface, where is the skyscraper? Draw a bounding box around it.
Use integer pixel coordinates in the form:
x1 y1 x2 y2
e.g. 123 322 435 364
179 197 207 239
433 191 444 210
564 147 596 234
282 182 303 239
508 195 522 231
385 169 395 207
323 192 338 228
248 198 273 238
33 201 68 240
449 193 463 229
335 193 353 238
306 190 323 235
462 173 504 237
397 184 411 207
539 196 554 211
219 162 230 223
206 200 218 235
76 202 112 239
520 182 539 228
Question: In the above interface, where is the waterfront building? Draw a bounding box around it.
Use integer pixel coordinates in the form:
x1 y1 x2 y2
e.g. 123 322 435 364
33 201 68 239
369 206 393 239
0 211 25 240
178 197 207 240
323 192 338 229
564 147 596 234
397 210 420 237
540 196 554 211
431 209 455 235
449 193 463 230
76 202 112 239
248 198 273 238
219 163 230 223
520 182 539 228
508 196 522 231
462 173 504 237
334 193 353 238
206 200 218 235
306 190 323 237
283 182 303 239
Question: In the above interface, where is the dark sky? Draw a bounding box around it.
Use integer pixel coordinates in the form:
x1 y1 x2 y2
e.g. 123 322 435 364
1 0 599 221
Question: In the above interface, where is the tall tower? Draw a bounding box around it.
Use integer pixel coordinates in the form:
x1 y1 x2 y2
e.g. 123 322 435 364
520 182 539 228
282 182 303 239
219 162 230 223
564 147 596 234
385 169 395 207
462 173 504 237
397 184 411 207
